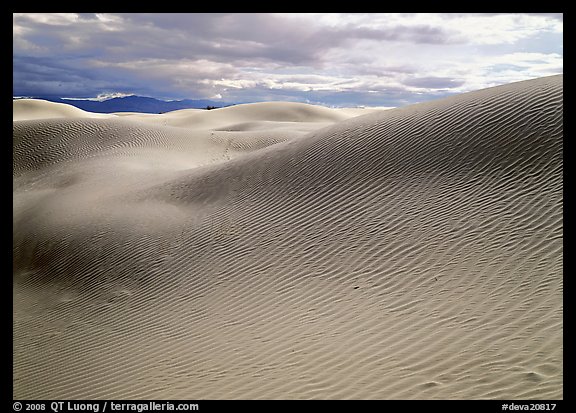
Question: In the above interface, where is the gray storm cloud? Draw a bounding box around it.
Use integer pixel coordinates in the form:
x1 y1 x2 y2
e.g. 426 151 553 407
13 13 562 106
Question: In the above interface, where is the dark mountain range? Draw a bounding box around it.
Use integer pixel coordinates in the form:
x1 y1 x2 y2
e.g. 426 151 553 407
14 95 236 114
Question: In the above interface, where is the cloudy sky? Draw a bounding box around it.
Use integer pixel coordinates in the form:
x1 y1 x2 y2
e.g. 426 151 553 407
13 13 563 107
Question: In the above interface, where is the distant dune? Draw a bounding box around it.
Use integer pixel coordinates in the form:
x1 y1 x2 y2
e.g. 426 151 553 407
13 75 563 399
13 99 114 121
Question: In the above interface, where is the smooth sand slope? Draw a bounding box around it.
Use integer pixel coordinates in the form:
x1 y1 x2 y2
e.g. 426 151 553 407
13 99 113 121
13 76 563 399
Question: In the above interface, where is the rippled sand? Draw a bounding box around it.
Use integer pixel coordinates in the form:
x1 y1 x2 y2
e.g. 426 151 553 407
13 75 563 399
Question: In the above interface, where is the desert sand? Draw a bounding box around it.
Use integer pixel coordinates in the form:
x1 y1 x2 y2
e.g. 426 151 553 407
13 75 563 399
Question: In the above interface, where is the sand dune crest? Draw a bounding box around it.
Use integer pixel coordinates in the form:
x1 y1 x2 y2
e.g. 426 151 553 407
13 99 113 121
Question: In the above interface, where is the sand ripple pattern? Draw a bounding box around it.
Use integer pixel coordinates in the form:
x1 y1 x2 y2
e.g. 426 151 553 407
13 76 562 399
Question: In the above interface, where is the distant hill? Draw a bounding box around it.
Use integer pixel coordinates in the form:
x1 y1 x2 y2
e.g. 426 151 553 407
14 95 236 114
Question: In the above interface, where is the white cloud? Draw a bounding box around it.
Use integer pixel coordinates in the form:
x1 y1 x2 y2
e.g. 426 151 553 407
446 14 562 45
13 13 80 26
95 92 134 101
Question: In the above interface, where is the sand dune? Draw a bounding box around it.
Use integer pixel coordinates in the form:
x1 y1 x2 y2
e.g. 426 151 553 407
13 99 113 121
13 75 563 399
108 101 379 133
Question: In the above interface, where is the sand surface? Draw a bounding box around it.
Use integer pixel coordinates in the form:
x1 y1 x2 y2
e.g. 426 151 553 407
13 76 563 399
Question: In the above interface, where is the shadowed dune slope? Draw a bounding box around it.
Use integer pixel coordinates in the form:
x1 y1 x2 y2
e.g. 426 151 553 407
13 75 562 399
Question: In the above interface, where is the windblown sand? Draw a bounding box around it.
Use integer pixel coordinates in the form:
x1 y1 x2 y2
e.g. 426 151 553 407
13 76 563 399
